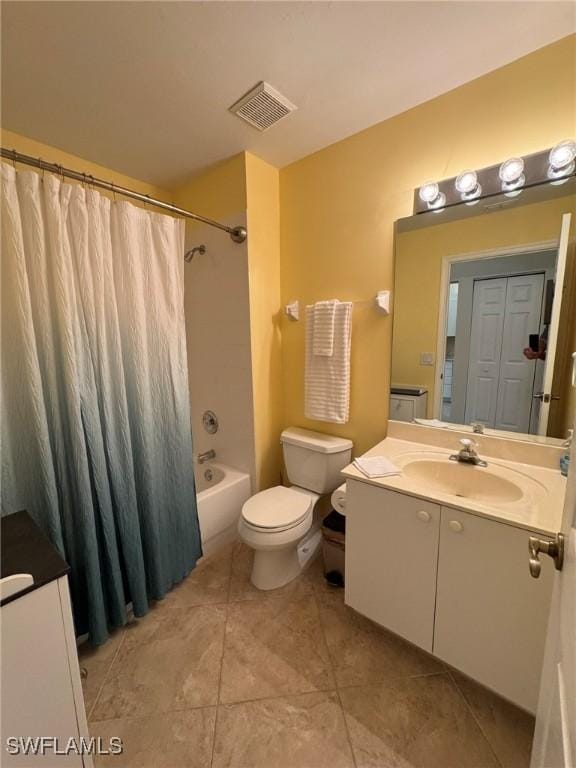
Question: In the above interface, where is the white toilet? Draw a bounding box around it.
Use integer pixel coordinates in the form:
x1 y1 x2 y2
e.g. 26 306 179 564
238 427 353 590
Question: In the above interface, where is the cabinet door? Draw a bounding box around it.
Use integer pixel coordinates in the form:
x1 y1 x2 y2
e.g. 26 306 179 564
345 481 440 652
389 396 415 422
1 580 85 765
434 508 554 713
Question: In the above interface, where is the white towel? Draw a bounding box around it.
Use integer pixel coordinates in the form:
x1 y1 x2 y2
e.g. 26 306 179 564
313 300 337 356
331 484 347 515
413 418 449 428
353 456 402 478
305 301 352 424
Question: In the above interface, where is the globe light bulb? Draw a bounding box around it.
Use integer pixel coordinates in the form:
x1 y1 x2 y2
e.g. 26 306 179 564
419 182 440 204
499 157 524 184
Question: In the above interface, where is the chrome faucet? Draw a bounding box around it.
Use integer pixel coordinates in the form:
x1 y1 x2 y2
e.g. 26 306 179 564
471 422 485 435
449 438 487 467
197 449 216 464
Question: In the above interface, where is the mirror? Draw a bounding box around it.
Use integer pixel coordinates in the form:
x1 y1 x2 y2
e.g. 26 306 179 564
392 179 576 442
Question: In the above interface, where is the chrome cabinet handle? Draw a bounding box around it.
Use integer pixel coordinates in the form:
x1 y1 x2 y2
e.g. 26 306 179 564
528 534 564 578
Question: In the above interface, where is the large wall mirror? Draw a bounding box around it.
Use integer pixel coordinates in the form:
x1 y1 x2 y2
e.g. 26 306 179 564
392 178 576 442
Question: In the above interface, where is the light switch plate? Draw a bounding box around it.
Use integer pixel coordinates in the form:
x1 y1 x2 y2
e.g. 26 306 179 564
420 352 434 366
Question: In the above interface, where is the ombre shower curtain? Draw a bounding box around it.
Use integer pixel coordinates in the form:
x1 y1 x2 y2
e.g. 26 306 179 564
1 163 201 644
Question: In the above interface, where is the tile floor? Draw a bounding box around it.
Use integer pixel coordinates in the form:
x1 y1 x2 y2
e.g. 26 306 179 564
81 542 535 768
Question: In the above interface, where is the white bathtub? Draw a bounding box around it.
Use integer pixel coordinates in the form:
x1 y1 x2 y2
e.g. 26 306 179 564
194 462 251 556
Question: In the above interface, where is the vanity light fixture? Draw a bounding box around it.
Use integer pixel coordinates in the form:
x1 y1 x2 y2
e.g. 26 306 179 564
499 157 525 194
548 139 576 183
455 170 482 201
413 141 575 215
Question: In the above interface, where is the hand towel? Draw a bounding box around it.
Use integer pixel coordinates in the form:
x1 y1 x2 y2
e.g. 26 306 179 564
353 456 401 478
313 300 337 356
413 418 449 428
331 484 347 515
305 301 352 424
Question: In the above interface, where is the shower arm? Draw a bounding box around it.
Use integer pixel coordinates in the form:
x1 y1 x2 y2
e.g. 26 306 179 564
1 147 247 244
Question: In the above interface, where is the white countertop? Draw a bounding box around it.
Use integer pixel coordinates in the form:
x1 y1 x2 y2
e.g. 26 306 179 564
342 434 566 536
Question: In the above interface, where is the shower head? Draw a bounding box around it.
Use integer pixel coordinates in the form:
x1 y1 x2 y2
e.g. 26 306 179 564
184 244 206 263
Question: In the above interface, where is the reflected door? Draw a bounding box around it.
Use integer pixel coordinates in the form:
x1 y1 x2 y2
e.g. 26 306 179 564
495 273 544 432
464 277 507 427
465 274 544 432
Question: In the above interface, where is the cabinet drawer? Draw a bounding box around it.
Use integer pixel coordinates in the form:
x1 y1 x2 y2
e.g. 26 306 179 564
434 508 554 712
345 481 440 652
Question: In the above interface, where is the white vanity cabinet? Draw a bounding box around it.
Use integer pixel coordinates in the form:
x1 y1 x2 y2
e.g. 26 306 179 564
345 480 555 712
434 507 554 712
345 481 440 652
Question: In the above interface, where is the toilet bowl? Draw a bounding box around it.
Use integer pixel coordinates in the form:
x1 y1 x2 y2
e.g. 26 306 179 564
239 427 353 591
238 486 319 590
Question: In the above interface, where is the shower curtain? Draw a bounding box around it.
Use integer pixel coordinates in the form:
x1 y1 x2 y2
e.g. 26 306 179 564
1 163 201 645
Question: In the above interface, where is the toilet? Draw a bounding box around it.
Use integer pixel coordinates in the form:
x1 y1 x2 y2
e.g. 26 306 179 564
238 427 353 590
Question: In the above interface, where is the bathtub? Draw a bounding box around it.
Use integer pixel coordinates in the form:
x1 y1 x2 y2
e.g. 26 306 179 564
194 462 251 556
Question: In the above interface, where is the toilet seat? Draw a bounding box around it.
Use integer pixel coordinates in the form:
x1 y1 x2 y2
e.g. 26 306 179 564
241 486 313 533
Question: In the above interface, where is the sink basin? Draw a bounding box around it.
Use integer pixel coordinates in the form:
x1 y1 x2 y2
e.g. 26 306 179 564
401 459 525 503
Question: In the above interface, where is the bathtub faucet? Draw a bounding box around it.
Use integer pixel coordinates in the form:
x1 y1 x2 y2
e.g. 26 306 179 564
197 449 216 464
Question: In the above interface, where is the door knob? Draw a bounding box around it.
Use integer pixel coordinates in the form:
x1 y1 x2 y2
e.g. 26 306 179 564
528 534 564 578
448 520 463 533
417 510 431 523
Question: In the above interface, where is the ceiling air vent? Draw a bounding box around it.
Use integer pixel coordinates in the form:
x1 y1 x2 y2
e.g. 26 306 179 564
229 82 297 132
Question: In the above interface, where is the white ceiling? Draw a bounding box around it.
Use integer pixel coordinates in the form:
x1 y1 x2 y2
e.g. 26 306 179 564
2 2 574 188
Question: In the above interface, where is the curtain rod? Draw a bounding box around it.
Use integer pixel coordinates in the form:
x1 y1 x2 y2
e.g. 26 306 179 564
1 147 247 244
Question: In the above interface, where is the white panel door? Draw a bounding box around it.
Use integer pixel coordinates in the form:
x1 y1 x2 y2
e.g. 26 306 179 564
537 213 572 435
495 273 544 433
345 481 440 652
531 397 576 767
465 278 507 426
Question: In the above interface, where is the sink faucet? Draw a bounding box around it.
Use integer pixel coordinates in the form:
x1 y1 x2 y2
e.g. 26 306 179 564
449 438 487 467
198 449 216 464
471 422 485 435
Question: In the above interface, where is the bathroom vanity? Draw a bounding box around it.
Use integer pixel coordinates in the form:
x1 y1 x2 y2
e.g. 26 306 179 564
343 421 566 713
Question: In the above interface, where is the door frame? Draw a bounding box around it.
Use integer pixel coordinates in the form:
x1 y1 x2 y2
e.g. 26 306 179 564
434 239 557 422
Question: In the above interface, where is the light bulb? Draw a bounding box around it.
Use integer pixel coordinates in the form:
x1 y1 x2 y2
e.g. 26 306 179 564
499 157 524 184
455 170 481 201
549 140 576 171
455 170 478 194
428 192 446 211
419 182 440 204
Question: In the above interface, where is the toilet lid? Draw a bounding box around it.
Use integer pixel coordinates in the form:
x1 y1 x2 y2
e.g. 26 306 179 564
242 486 312 530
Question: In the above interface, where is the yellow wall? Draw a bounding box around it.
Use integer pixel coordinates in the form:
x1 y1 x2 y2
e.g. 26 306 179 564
1 129 166 200
279 35 576 456
171 154 247 221
245 154 283 489
393 193 576 417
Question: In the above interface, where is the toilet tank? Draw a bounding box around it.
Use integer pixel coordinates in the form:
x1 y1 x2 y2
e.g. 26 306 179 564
281 427 353 494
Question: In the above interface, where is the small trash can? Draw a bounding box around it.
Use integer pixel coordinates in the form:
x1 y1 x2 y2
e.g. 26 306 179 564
321 509 346 587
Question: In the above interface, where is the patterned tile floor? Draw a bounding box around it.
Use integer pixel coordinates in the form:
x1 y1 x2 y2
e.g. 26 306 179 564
81 542 535 768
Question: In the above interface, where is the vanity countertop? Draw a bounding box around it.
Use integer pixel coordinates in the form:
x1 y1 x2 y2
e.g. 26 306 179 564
342 431 566 536
0 510 70 607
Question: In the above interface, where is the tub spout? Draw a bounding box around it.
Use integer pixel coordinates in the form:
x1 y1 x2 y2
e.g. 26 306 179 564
198 449 216 464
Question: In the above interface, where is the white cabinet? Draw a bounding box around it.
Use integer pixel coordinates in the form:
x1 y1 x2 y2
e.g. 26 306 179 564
345 481 440 652
345 482 555 712
434 507 554 712
1 577 92 767
389 390 428 423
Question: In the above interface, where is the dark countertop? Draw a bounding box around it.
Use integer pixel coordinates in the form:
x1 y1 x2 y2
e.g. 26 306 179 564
1 510 70 607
